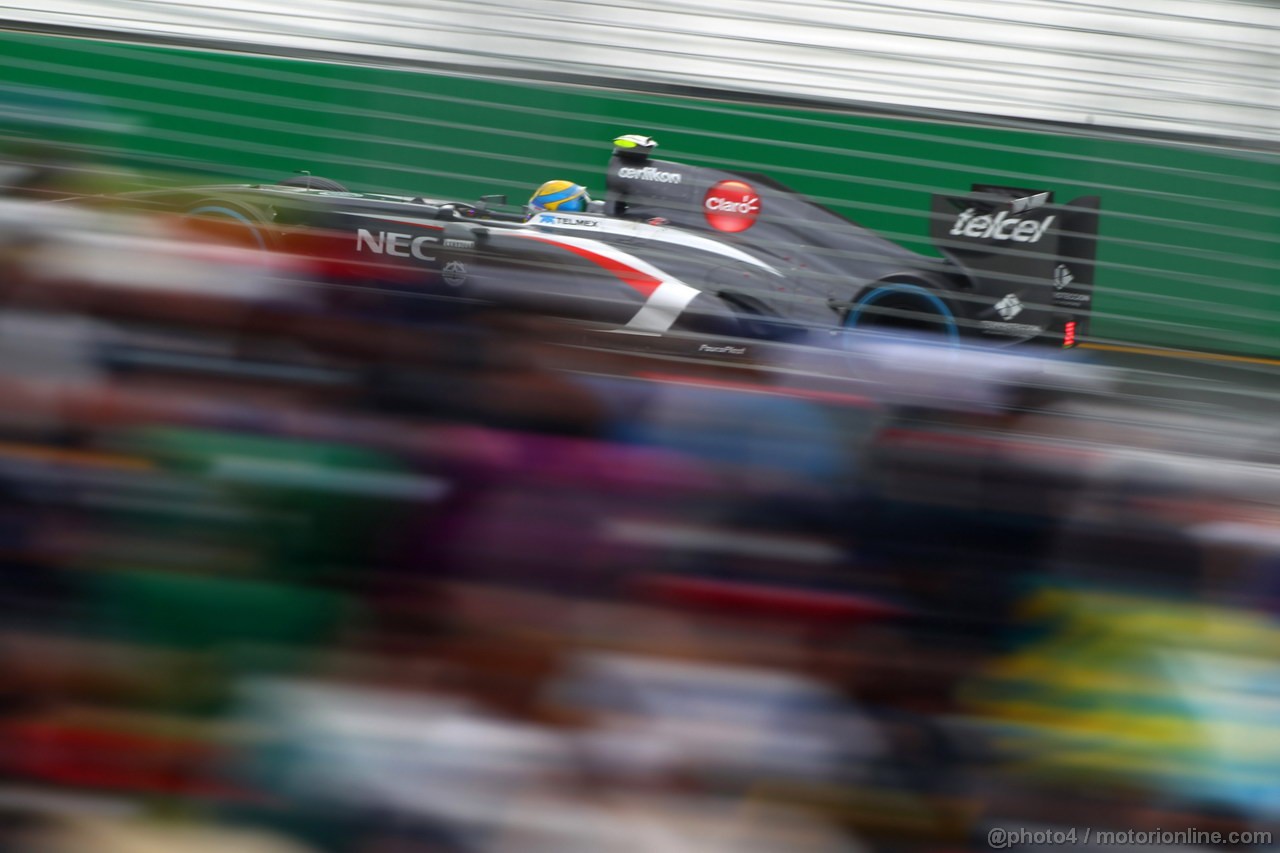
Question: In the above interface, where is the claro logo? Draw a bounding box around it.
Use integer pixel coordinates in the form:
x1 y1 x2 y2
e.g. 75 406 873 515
950 208 1055 243
704 180 761 233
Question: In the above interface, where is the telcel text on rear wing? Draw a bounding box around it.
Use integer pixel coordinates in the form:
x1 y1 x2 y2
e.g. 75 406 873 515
930 185 1101 346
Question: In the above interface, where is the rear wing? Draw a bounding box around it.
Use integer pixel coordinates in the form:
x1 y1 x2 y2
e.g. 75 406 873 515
930 185 1101 341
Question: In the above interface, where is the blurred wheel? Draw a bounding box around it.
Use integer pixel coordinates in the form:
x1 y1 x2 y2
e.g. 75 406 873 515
183 200 271 251
843 280 960 345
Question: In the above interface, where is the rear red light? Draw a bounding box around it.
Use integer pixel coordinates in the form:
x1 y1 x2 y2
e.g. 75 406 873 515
1063 320 1077 348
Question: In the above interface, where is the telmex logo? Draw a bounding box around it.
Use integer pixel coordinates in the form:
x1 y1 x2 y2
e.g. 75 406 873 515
951 208 1055 243
618 166 682 183
704 180 761 233
539 214 598 228
357 228 437 260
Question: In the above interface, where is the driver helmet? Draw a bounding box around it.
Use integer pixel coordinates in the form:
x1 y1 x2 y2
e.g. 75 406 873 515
528 180 590 215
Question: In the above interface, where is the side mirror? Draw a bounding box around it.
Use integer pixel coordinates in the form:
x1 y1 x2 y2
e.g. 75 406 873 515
475 194 507 216
586 199 605 214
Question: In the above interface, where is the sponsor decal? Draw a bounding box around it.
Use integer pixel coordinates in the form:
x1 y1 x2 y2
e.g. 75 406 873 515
980 320 1044 336
537 214 599 228
698 344 747 355
995 293 1024 321
617 165 683 184
704 180 761 233
357 228 436 261
443 238 475 249
1053 264 1073 290
1010 191 1051 214
950 208 1055 243
1055 292 1090 302
442 260 468 287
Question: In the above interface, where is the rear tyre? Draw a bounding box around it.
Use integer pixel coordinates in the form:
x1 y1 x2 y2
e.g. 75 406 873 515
843 280 960 345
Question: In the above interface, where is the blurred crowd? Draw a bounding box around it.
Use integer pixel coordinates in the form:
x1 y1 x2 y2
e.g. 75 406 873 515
0 162 1278 853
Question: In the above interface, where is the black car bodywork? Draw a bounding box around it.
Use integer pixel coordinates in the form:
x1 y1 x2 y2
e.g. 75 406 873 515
126 135 1101 357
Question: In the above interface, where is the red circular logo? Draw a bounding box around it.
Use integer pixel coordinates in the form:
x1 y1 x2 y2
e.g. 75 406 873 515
703 180 761 232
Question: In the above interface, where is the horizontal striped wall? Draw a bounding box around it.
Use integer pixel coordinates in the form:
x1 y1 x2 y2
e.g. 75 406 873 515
0 31 1276 357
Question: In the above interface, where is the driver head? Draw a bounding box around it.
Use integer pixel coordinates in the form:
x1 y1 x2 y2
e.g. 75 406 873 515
528 180 590 215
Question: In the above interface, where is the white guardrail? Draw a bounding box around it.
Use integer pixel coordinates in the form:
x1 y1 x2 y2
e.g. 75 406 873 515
2 0 1280 141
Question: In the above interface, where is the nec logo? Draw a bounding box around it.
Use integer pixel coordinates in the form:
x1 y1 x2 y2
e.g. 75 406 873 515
356 228 437 260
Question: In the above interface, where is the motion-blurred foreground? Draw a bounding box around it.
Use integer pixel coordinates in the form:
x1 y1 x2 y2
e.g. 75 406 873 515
0 166 1278 853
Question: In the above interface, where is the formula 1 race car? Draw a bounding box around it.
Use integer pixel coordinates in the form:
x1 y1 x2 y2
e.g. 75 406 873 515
122 134 1101 359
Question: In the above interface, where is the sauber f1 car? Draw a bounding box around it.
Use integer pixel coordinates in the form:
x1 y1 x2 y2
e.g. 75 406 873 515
124 134 1101 358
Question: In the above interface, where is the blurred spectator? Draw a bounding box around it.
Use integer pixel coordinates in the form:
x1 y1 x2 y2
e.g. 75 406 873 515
0 165 1277 853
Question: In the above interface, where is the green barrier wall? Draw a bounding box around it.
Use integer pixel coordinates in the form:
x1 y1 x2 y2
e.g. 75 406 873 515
2 31 1276 357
